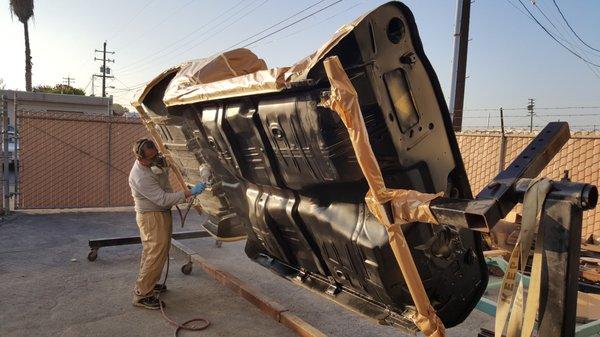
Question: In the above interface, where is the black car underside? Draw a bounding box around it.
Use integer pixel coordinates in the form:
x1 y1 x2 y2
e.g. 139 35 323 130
139 2 487 331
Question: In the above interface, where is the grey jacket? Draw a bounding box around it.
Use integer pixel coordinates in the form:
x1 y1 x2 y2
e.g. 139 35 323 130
128 160 185 212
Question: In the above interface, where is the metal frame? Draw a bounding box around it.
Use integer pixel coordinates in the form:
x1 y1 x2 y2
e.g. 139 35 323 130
475 192 600 337
426 121 597 337
87 230 211 262
1 94 9 215
430 122 572 231
478 256 600 337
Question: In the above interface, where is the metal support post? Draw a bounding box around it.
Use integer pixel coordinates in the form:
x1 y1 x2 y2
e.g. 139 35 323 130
13 92 19 209
107 120 112 206
1 95 9 215
449 0 471 131
537 198 582 337
498 107 506 172
475 179 597 337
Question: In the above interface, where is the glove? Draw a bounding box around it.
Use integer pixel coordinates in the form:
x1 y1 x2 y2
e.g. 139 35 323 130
190 182 207 195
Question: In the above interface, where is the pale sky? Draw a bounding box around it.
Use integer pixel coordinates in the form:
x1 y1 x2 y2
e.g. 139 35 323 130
1 0 599 129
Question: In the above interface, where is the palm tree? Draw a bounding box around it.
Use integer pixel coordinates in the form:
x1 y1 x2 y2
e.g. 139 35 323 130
9 0 34 91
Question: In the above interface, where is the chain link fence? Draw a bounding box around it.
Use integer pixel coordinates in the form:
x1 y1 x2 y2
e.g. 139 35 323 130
457 130 600 239
14 111 600 237
18 111 147 208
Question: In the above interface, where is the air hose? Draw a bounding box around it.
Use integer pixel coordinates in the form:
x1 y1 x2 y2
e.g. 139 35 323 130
158 195 210 336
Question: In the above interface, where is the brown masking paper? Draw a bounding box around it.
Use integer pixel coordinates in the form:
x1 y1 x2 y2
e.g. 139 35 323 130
320 55 444 337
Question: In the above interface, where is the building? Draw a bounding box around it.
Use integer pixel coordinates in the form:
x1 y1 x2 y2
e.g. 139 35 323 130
0 90 113 128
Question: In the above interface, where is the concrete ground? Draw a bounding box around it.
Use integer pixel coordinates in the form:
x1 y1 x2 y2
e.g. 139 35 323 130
0 209 494 337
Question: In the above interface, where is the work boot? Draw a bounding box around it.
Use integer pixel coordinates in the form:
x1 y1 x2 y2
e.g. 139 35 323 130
153 284 167 294
133 295 165 310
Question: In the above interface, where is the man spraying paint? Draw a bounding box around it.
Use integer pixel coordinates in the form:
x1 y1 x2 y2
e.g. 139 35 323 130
128 138 206 309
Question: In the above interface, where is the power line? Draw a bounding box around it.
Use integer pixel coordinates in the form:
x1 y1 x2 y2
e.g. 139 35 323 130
110 77 148 93
515 0 600 68
551 0 600 53
240 0 344 49
118 0 271 78
504 0 600 80
114 0 345 95
221 0 330 52
83 77 92 94
107 0 158 43
118 0 342 83
461 112 600 119
116 0 250 74
250 2 365 49
140 0 271 70
464 106 600 111
115 0 196 51
114 76 135 90
532 1 600 78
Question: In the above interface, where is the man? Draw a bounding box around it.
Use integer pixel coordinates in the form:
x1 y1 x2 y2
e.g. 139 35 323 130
128 138 206 309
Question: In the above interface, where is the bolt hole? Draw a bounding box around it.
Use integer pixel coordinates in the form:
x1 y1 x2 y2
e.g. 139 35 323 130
428 123 434 130
388 113 395 122
450 187 460 198
271 127 284 139
531 147 536 150
523 155 529 159
386 17 405 44
409 129 414 138
418 126 423 131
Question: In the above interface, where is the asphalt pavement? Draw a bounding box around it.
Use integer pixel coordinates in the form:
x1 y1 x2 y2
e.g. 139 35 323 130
0 208 493 336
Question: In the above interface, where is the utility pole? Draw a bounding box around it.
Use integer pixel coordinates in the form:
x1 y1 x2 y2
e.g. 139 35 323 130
94 41 115 97
498 107 507 172
62 76 75 86
449 0 471 132
527 98 535 132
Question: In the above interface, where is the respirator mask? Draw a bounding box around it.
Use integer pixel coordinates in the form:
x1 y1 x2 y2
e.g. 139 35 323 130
136 138 169 174
149 154 169 175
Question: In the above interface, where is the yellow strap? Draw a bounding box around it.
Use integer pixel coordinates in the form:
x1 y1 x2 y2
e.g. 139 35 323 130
521 223 544 337
495 179 551 337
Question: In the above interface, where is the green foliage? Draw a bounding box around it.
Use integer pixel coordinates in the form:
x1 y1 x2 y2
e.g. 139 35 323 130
111 103 129 116
9 0 34 23
33 84 86 96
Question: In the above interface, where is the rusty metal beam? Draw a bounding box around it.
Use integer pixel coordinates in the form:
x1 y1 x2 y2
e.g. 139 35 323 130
169 239 327 337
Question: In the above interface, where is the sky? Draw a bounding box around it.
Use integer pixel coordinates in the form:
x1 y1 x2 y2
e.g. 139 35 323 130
1 0 599 130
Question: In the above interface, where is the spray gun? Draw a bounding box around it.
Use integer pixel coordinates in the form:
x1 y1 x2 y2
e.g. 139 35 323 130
178 163 213 228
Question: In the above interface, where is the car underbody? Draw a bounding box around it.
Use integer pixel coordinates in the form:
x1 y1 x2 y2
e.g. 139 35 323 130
134 2 488 331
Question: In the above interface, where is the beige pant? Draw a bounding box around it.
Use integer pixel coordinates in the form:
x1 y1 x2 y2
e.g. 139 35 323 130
133 210 172 301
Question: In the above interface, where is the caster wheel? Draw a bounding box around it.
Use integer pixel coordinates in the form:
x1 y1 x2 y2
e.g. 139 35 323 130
215 240 222 248
181 262 193 275
87 249 98 262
